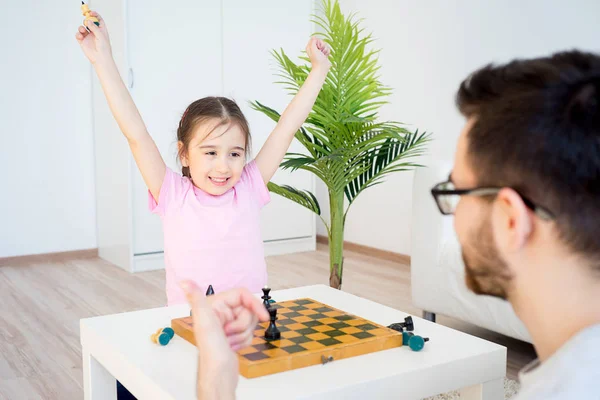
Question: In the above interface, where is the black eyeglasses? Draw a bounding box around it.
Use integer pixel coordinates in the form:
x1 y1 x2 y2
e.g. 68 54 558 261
430 179 554 221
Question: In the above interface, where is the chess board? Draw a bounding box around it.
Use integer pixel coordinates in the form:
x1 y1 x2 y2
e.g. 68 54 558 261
171 298 403 378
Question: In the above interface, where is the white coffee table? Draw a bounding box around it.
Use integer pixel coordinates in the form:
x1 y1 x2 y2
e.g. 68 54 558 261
80 284 506 400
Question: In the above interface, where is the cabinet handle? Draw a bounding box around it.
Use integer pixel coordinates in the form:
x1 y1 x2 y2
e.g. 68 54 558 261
128 68 134 88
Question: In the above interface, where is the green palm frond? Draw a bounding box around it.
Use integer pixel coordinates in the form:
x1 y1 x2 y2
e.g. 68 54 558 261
312 1 391 121
345 128 431 207
266 182 321 216
252 0 431 227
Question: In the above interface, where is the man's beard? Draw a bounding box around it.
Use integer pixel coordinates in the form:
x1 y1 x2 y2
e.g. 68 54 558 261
461 217 513 300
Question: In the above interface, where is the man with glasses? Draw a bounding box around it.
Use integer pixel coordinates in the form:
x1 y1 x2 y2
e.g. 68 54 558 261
184 50 600 399
429 50 600 398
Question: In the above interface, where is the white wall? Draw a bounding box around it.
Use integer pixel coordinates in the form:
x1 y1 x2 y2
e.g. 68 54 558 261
3 1 600 259
316 0 600 255
0 1 96 257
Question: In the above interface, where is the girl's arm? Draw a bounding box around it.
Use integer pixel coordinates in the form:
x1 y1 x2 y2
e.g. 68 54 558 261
254 37 331 183
75 13 166 201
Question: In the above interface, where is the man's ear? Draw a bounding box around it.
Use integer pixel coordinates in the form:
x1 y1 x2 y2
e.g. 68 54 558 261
492 188 533 252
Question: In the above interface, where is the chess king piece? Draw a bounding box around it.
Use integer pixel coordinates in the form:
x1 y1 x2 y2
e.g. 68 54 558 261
264 307 281 340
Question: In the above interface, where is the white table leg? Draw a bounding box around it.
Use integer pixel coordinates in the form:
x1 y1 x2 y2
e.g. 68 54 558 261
459 377 504 400
83 349 117 400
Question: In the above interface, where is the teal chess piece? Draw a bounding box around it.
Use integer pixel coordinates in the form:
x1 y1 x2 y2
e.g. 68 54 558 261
402 331 414 345
408 335 429 351
158 332 171 346
162 327 175 340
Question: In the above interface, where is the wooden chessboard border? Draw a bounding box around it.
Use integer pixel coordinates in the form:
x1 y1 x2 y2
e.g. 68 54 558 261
171 298 403 378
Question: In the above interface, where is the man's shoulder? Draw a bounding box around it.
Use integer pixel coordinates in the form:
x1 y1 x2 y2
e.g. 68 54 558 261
515 324 600 400
513 373 600 400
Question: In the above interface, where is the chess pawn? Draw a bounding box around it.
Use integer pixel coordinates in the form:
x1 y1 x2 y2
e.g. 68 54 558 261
402 332 429 351
81 2 100 27
150 327 173 346
264 307 281 340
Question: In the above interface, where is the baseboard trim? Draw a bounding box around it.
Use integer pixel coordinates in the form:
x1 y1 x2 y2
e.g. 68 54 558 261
264 236 316 257
132 252 165 273
316 235 410 265
0 248 99 267
1 237 409 267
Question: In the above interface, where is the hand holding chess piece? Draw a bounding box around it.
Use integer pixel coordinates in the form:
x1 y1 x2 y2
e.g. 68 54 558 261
81 1 100 27
179 281 269 399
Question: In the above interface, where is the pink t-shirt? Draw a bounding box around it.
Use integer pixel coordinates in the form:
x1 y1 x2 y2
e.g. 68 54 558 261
148 160 270 305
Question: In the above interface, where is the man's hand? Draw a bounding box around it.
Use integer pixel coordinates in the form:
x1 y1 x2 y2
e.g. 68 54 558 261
180 281 269 400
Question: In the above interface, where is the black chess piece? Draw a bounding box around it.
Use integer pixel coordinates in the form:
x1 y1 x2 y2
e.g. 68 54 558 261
321 355 334 364
191 285 215 316
401 316 414 331
192 284 215 316
264 307 281 340
261 287 272 310
206 285 215 296
387 316 415 332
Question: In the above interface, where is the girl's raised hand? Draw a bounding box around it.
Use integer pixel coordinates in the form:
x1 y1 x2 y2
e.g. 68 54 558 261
75 11 112 65
306 37 331 72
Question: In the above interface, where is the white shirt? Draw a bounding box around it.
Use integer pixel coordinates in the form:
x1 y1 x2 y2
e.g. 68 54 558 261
513 324 600 399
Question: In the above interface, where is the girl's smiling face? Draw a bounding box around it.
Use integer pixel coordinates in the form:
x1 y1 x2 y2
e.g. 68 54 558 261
179 118 247 195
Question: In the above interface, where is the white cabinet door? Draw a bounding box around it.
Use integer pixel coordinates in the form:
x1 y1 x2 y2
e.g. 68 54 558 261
128 0 316 255
222 0 316 242
127 0 223 255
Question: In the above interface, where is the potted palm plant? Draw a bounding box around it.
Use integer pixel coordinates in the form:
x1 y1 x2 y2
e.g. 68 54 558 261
252 0 431 289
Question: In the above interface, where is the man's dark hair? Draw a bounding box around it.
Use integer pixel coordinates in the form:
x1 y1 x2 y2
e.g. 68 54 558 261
456 50 600 263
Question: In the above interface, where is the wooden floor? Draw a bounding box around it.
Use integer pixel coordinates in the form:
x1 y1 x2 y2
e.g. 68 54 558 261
0 244 536 399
